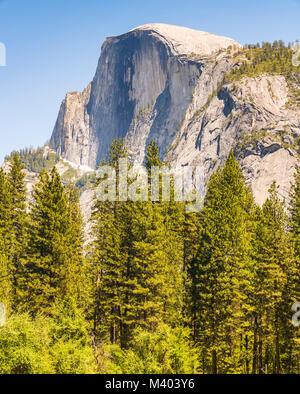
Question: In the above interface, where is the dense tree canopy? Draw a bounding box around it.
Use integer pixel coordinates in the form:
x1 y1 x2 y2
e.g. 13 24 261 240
0 146 299 374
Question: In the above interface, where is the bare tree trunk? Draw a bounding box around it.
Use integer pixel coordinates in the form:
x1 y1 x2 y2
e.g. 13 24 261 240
276 331 281 374
93 270 101 333
258 334 263 374
110 308 116 344
252 317 258 374
212 350 217 374
245 334 249 374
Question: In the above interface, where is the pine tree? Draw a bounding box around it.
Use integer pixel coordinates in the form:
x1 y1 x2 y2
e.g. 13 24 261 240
119 199 184 338
63 185 88 308
119 201 168 332
192 151 256 374
253 182 295 374
23 167 85 314
49 297 97 374
183 210 203 337
145 140 185 327
91 139 128 343
6 153 28 309
287 171 300 372
144 140 163 171
92 139 185 347
91 191 123 342
289 169 300 258
0 169 13 310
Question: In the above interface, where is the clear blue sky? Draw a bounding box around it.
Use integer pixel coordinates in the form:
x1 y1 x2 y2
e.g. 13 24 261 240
0 0 299 164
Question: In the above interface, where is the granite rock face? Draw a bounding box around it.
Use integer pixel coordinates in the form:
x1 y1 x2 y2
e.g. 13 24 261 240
167 74 300 203
51 84 92 166
50 24 241 167
50 23 300 204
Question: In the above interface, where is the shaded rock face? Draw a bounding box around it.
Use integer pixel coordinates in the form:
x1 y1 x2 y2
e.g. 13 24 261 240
50 23 300 204
90 30 178 164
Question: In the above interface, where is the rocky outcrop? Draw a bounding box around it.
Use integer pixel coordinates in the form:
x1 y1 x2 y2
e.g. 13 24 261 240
167 74 300 203
50 23 300 204
51 84 92 166
50 24 240 167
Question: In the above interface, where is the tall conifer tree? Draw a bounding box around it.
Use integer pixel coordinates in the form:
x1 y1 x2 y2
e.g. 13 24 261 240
0 169 13 309
253 182 295 374
192 152 256 373
6 153 27 308
23 167 85 314
91 139 127 343
92 139 185 347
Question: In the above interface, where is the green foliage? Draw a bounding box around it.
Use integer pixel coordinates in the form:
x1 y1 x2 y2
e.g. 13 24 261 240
227 43 300 81
5 147 59 173
225 42 300 108
0 169 13 309
191 43 300 121
234 129 269 156
75 173 96 191
91 140 184 347
102 324 199 374
61 166 78 182
91 139 128 342
190 151 257 374
144 140 163 170
0 302 97 374
252 182 296 374
289 169 300 258
22 168 86 314
49 298 97 374
6 153 28 310
288 171 300 369
1 140 300 374
0 313 54 374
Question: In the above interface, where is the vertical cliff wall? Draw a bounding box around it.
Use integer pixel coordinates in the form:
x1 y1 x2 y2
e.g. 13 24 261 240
50 24 240 168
